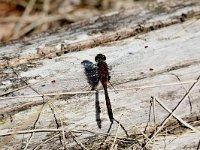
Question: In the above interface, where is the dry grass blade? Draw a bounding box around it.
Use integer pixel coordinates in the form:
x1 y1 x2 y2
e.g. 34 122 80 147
18 15 70 38
155 97 200 133
171 73 193 113
24 96 45 149
50 103 67 148
0 15 39 23
144 75 200 147
12 0 37 39
33 133 60 150
0 79 197 100
0 92 61 148
23 132 35 150
152 96 156 147
0 128 62 137
70 131 88 150
40 0 50 31
111 114 123 150
124 115 149 141
152 96 156 131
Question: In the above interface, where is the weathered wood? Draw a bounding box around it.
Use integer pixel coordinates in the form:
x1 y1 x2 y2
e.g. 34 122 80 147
0 1 200 68
0 0 200 149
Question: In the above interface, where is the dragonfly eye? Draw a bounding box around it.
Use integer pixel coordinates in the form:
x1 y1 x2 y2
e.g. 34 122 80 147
95 54 106 62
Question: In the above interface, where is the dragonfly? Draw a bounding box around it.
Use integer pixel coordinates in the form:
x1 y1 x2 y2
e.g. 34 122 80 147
81 54 128 134
81 53 114 125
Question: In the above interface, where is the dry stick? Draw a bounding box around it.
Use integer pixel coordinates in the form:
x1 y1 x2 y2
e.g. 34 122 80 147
153 97 156 130
41 0 50 31
124 115 149 141
197 139 200 150
0 104 44 148
152 96 156 147
69 131 87 150
164 129 167 150
0 15 40 23
60 118 67 149
19 15 68 38
49 104 63 147
33 133 60 150
144 99 153 134
155 97 200 133
76 129 110 137
0 90 96 100
171 73 193 114
12 70 40 96
0 127 134 143
12 0 37 39
144 75 200 147
23 104 45 150
12 70 45 150
51 103 67 148
0 93 61 148
0 129 62 137
21 134 25 149
111 114 123 150
23 133 35 150
126 115 151 150
113 119 129 137
0 79 197 100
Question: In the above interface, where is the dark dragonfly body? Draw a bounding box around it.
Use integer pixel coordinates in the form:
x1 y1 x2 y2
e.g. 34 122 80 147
95 54 114 122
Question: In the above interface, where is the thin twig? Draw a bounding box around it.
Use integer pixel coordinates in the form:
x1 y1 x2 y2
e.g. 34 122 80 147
144 75 200 147
144 98 153 134
12 69 40 95
33 133 60 150
0 79 197 100
0 129 62 137
11 69 46 150
155 97 200 133
0 15 40 23
19 15 69 38
40 0 50 31
114 119 129 137
111 114 123 150
126 115 150 150
12 0 37 39
50 103 67 149
0 127 111 137
0 90 96 100
0 93 61 148
152 96 156 147
197 139 200 150
23 103 45 150
171 73 193 114
70 131 87 150
164 129 167 150
124 115 149 140
152 97 156 130
49 104 63 146
23 132 35 150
